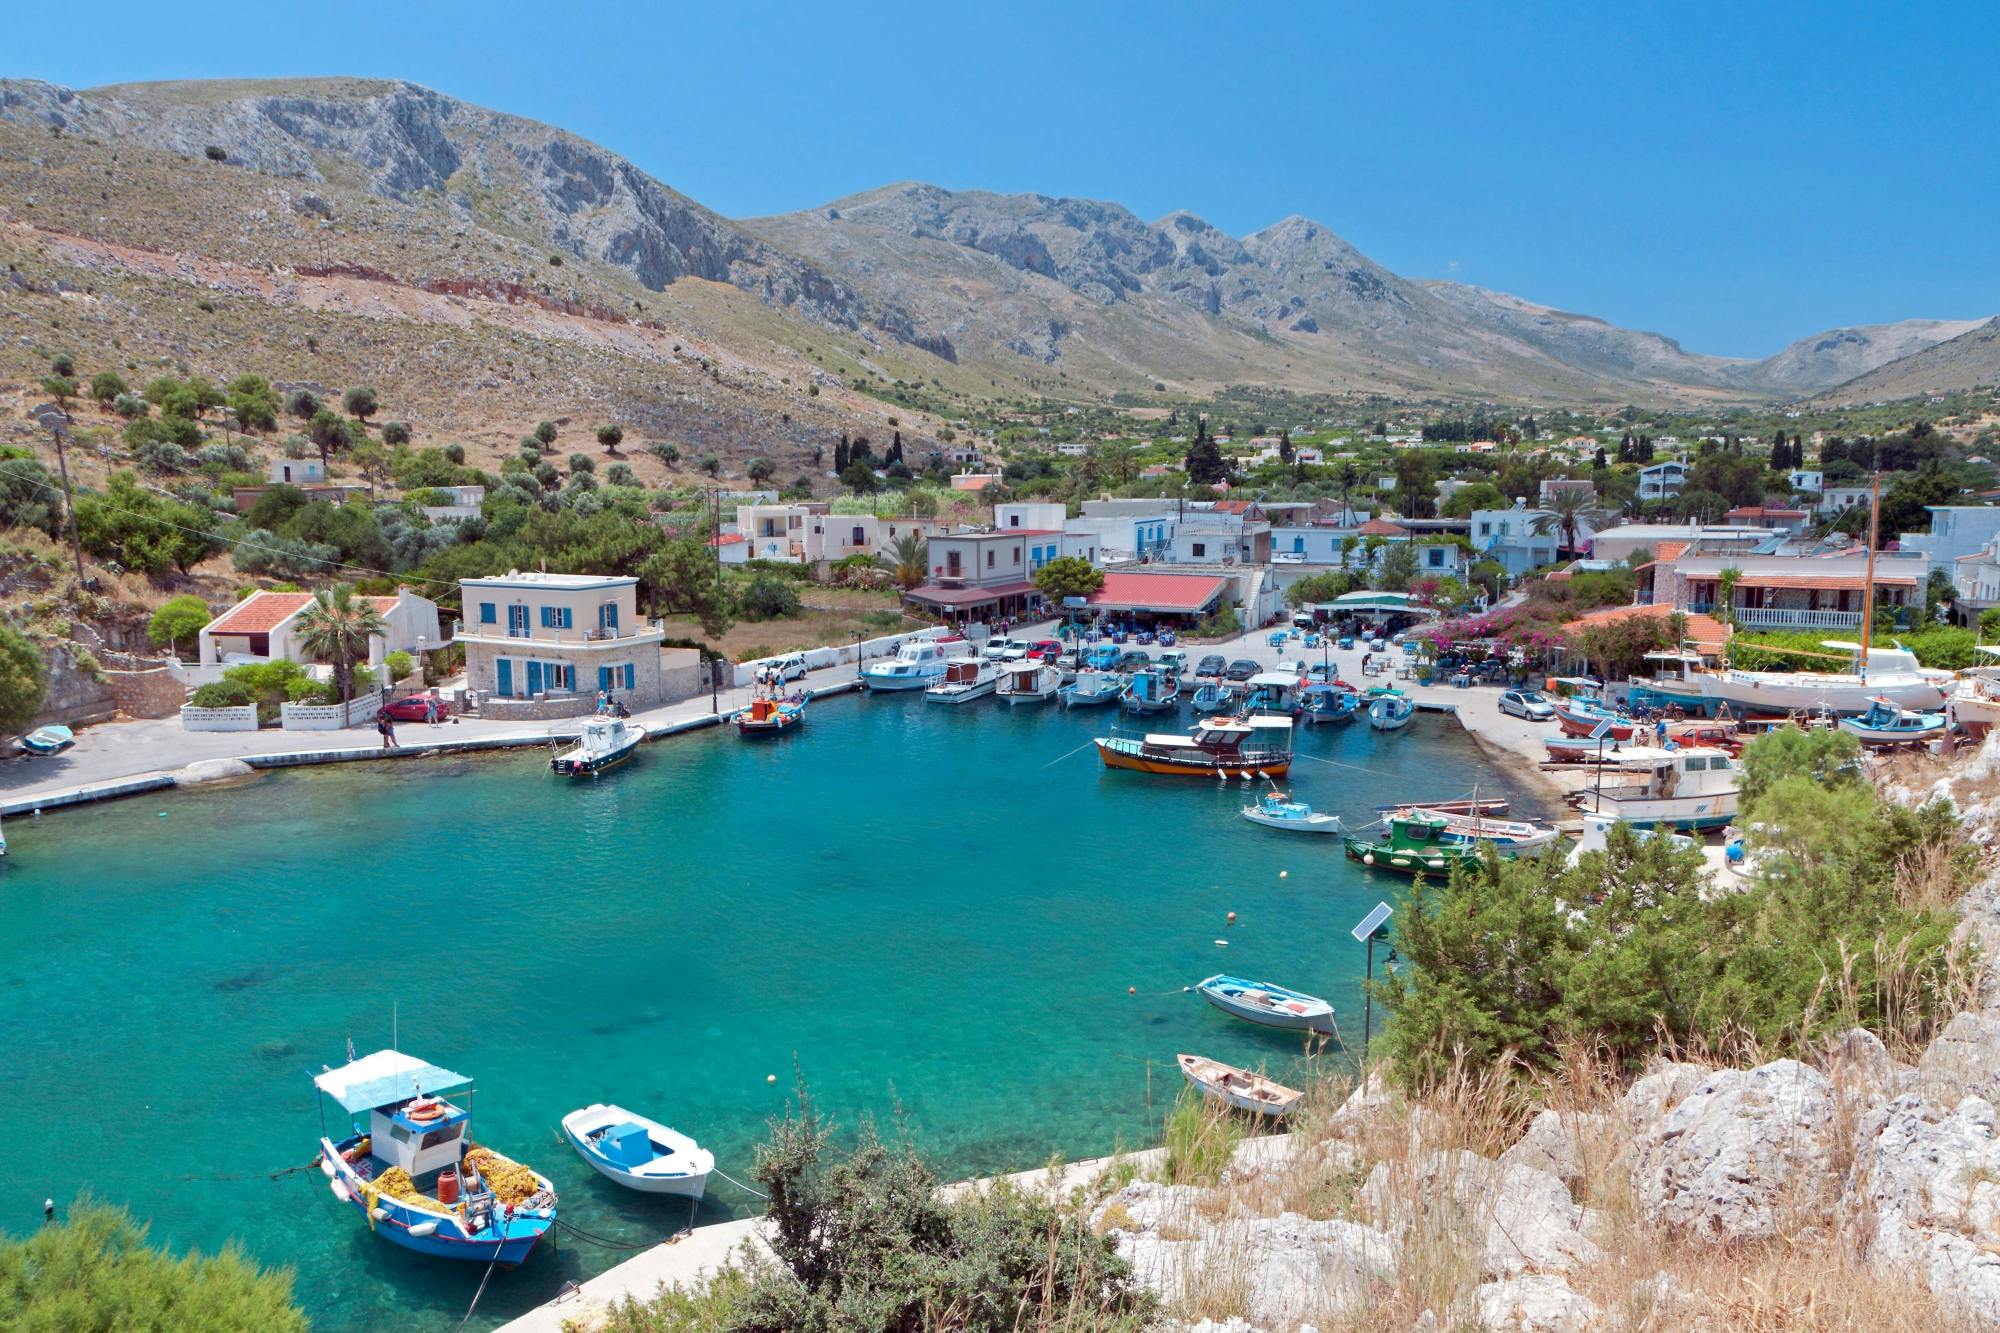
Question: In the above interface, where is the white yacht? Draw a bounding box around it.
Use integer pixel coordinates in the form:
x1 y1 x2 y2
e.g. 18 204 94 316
862 637 957 692
1574 745 1739 830
924 658 1000 705
1699 640 1949 716
996 660 1061 705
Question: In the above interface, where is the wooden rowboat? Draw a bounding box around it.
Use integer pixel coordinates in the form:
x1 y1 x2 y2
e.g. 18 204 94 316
1177 1053 1303 1118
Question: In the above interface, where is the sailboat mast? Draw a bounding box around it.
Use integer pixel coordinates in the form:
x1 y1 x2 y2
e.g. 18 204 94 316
1860 475 1880 671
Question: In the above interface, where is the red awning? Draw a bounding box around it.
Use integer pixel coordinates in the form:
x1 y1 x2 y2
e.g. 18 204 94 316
1086 572 1229 613
904 581 1038 608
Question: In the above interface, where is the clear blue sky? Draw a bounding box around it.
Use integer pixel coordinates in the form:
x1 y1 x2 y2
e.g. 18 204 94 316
12 1 1997 357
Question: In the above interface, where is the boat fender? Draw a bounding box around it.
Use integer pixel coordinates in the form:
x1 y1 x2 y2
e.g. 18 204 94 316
329 1179 351 1204
370 1206 390 1223
407 1220 439 1238
1363 853 1375 865
318 1154 336 1180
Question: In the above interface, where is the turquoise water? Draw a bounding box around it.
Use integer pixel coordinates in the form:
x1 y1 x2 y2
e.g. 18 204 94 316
0 695 1538 1330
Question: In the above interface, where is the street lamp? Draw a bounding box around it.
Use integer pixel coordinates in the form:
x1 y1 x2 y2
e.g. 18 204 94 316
1350 901 1394 1065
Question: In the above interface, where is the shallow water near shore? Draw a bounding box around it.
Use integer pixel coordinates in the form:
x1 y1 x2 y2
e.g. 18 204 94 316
0 693 1540 1330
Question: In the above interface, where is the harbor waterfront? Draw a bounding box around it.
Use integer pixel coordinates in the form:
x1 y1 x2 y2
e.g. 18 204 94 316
0 688 1540 1331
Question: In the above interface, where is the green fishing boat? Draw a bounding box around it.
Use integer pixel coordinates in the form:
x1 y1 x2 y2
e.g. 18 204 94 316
1343 811 1508 877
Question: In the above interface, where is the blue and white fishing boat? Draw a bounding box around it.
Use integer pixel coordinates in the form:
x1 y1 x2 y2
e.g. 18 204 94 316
312 1049 557 1266
1242 672 1302 718
861 637 959 692
1059 670 1124 709
551 716 645 776
19 724 73 756
1121 667 1180 715
561 1104 714 1198
1240 789 1343 835
736 694 806 736
1837 697 1948 747
1367 692 1414 731
1301 683 1358 725
1191 680 1239 714
1195 974 1338 1035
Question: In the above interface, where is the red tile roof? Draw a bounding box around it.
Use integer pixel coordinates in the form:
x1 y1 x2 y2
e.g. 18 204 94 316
710 533 747 546
1086 572 1229 613
206 592 314 635
1652 540 1689 562
1726 506 1808 520
1354 519 1409 537
1212 500 1255 514
1564 602 1731 652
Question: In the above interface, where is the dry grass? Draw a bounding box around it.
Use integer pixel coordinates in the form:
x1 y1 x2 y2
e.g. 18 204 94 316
1142 1044 1985 1332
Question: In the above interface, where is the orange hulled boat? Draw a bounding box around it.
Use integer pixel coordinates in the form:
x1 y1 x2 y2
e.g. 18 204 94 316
1094 716 1293 778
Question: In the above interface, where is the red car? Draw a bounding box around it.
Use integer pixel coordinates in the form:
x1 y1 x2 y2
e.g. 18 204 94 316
379 692 452 722
1025 639 1063 662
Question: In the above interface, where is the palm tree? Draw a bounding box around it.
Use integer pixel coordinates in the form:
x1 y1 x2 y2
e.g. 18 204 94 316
293 585 389 703
882 532 929 590
1530 489 1606 556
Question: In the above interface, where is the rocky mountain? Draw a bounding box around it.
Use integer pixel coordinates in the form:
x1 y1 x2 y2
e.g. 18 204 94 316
0 75 1983 411
1813 317 2000 403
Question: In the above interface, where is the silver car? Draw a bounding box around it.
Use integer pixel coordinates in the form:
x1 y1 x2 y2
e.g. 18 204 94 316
1499 689 1555 721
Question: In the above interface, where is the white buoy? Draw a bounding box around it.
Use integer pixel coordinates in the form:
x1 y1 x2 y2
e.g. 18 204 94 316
1214 938 1228 947
767 1074 777 1084
1363 853 1375 865
1279 870 1288 879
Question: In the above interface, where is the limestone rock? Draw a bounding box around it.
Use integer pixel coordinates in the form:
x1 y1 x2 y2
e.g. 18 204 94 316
1363 1151 1601 1277
1632 1058 1836 1241
1619 1060 1711 1129
1472 1274 1600 1332
173 757 256 785
1917 1012 2000 1105
1847 1093 2000 1324
1499 1109 1613 1186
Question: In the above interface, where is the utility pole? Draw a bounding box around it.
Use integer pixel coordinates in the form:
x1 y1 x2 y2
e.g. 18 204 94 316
34 405 86 588
1859 474 1880 673
709 487 722 714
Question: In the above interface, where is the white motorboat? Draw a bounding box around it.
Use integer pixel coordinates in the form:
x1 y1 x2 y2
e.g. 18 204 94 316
560 1104 714 1198
1571 745 1739 830
550 717 646 777
1564 810 1696 866
996 660 1061 705
1949 645 2000 739
1058 670 1124 709
1367 693 1414 731
1177 1053 1302 1119
1240 790 1343 834
1195 975 1337 1036
862 637 958 692
1837 697 1947 747
1699 641 1949 716
924 658 999 705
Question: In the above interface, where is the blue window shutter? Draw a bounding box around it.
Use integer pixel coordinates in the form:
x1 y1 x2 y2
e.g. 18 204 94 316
539 606 552 628
623 664 635 690
562 608 573 629
598 666 611 691
479 602 496 624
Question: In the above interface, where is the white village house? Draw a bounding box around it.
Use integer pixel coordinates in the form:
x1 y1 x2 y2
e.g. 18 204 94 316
199 587 442 671
455 571 677 709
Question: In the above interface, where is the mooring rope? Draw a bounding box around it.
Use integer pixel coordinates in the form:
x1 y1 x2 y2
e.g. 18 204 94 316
709 1165 769 1200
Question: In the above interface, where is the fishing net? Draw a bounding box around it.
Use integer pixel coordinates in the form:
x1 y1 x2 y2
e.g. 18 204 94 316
464 1146 540 1206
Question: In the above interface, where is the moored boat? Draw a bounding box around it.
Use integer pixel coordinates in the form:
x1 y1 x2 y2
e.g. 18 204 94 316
1569 744 1740 830
737 694 806 736
1094 716 1293 778
1392 806 1559 856
1058 670 1124 709
1950 650 2000 739
1121 666 1181 714
925 658 1000 705
1301 682 1359 725
1176 1053 1303 1118
312 1049 557 1266
1242 672 1303 718
1240 790 1342 834
1195 975 1337 1036
862 637 959 692
560 1104 714 1198
1367 692 1414 731
19 724 74 756
1699 640 1949 717
1344 811 1499 876
1837 697 1947 747
551 716 646 777
997 660 1062 705
1191 681 1239 714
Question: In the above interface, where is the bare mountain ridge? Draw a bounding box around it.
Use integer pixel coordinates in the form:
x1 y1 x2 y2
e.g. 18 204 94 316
0 75 1982 404
1813 317 2000 404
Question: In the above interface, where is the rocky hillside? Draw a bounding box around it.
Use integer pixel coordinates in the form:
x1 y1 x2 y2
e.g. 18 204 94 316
1816 318 2000 404
0 75 1985 417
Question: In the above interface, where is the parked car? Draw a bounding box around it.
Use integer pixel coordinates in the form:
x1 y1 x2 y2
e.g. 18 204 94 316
1225 659 1260 682
1114 649 1153 672
380 691 452 722
1195 654 1227 679
1499 689 1556 721
980 636 1023 661
1292 612 1318 631
1026 639 1063 662
766 651 811 682
1273 659 1308 677
1157 649 1190 674
1307 662 1334 684
1084 644 1124 671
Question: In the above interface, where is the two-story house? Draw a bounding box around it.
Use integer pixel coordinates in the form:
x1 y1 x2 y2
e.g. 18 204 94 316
457 572 669 708
902 531 1044 624
1636 461 1688 501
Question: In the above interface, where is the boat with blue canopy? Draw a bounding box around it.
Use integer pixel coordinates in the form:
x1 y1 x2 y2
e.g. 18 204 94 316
1240 789 1342 834
1301 683 1358 725
1059 670 1124 708
1837 696 1947 747
311 1049 557 1266
1121 666 1181 714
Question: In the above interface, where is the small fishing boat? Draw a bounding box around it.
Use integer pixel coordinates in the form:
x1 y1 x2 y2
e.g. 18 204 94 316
1344 811 1499 876
1191 680 1239 714
560 1104 714 1198
861 636 960 692
996 660 1061 705
1552 700 1636 740
19 724 74 756
736 694 806 736
1095 716 1294 779
1242 672 1303 718
1059 670 1124 709
1301 683 1358 725
551 716 646 777
1177 1053 1303 1119
1837 697 1947 747
1393 806 1559 856
925 658 999 705
1241 790 1342 834
1195 975 1337 1035
1367 693 1414 731
1373 796 1510 818
1700 640 1949 717
1121 666 1181 715
1568 745 1740 830
1950 648 2000 738
1565 810 1696 866
312 1049 557 1265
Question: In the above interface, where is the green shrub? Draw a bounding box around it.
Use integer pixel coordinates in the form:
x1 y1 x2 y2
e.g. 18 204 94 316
283 676 338 705
1159 1089 1241 1186
1730 626 1977 671
384 650 415 682
190 680 254 708
0 623 48 735
146 595 212 656
738 573 802 621
0 1199 306 1330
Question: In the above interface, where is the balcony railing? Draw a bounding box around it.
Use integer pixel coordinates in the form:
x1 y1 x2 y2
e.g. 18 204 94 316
1689 603 1863 629
452 618 666 645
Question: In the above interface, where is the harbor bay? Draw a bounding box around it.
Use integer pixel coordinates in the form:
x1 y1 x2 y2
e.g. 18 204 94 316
0 692 1537 1330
